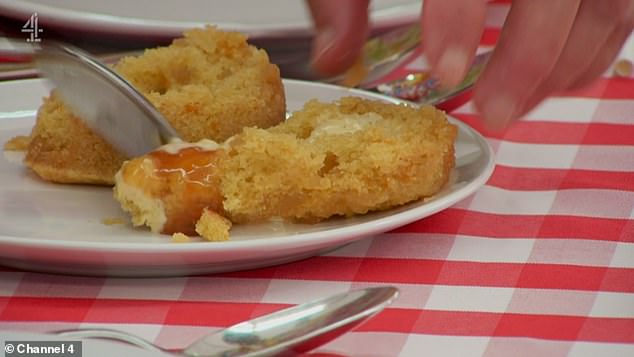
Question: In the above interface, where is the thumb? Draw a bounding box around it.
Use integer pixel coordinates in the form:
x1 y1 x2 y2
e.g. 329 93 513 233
307 0 370 76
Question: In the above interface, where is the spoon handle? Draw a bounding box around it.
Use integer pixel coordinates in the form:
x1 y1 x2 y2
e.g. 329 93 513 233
337 24 421 87
56 329 167 354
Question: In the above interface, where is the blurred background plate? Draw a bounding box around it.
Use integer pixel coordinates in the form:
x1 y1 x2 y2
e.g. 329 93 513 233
0 0 421 39
0 0 422 81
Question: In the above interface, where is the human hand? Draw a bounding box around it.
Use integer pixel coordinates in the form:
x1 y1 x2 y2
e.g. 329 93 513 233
308 0 634 131
423 0 634 131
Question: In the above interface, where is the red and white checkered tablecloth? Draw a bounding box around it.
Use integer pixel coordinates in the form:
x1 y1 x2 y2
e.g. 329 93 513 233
1 2 633 356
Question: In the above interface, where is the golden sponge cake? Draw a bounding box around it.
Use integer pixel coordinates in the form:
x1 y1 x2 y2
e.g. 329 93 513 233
115 27 285 142
24 93 126 184
11 26 286 185
113 97 457 240
220 96 457 223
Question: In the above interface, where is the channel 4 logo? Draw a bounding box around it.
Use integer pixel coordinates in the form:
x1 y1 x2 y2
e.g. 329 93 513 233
22 12 43 43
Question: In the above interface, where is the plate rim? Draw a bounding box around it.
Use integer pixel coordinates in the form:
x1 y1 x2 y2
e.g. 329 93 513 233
0 78 494 264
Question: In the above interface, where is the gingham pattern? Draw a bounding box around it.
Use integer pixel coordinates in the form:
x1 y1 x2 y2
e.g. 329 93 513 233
1 1 633 356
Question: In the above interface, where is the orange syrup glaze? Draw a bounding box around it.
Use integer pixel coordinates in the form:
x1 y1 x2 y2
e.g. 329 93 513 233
147 146 224 235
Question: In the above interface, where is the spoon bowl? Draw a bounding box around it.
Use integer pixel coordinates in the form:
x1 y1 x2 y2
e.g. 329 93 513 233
313 23 491 112
373 50 492 111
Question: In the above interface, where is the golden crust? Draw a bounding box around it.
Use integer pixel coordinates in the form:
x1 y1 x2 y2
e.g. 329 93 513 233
16 26 285 185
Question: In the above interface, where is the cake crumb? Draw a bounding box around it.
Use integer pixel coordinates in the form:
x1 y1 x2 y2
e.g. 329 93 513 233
4 136 30 151
195 208 232 241
101 217 126 226
171 232 191 243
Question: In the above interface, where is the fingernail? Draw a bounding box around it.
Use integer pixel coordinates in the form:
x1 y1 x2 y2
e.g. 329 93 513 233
479 93 517 132
435 46 470 88
311 28 337 70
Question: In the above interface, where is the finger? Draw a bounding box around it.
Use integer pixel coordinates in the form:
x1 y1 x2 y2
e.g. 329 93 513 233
421 0 487 88
567 25 634 88
473 0 582 132
516 0 634 117
308 0 370 76
518 28 634 118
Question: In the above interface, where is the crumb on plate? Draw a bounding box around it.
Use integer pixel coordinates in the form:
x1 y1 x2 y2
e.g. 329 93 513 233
171 232 191 243
101 217 126 226
195 208 232 241
3 135 31 151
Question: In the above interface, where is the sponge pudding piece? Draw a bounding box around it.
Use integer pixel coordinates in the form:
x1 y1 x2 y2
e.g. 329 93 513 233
19 26 286 185
220 97 457 223
113 97 457 240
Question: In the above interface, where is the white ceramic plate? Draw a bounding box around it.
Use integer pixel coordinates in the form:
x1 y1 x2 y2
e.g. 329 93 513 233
0 78 494 277
0 0 420 39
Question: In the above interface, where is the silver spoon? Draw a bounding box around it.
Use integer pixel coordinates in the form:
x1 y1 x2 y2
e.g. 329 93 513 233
0 38 179 157
313 23 491 110
57 286 399 357
373 50 492 111
325 25 422 87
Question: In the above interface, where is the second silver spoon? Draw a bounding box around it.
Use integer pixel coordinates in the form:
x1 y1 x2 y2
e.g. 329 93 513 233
58 286 399 357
